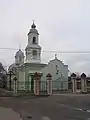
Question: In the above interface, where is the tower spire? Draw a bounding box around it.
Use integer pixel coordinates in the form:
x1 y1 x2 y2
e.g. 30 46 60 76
31 20 36 29
33 20 35 23
26 22 41 63
19 43 21 50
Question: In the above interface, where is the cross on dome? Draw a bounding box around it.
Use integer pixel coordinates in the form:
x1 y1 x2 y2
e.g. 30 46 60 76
55 54 57 59
33 20 35 23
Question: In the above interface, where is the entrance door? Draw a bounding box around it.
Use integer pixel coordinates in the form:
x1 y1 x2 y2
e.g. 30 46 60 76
31 77 34 93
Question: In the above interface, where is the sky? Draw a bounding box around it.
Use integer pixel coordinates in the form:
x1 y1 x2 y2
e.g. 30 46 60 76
0 0 90 74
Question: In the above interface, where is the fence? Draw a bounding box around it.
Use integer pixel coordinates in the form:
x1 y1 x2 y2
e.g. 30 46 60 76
2 79 90 96
16 81 69 94
17 81 47 95
5 80 69 94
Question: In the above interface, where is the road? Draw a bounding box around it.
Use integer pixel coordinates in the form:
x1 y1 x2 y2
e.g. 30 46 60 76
0 94 90 120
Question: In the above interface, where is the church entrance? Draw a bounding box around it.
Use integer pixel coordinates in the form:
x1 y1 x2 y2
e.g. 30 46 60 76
29 72 44 95
39 81 47 95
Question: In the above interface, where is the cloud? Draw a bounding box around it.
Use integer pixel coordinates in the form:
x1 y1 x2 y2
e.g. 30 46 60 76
0 0 90 73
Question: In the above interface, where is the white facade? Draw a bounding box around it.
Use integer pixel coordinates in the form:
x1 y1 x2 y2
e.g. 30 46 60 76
41 56 68 90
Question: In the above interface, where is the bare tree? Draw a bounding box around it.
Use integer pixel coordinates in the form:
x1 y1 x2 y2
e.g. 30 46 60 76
0 62 7 88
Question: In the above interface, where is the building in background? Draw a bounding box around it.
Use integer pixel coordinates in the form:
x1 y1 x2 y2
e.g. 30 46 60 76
7 22 68 95
68 73 90 93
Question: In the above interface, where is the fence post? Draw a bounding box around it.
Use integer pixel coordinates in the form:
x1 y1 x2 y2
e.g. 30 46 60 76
81 73 87 93
71 73 76 93
34 72 39 95
46 73 52 95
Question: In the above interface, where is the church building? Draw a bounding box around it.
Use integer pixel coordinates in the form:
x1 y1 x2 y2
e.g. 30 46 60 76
8 22 68 95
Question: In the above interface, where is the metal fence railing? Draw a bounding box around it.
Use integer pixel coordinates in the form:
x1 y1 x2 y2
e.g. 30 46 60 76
5 80 69 95
1 80 90 96
17 81 69 94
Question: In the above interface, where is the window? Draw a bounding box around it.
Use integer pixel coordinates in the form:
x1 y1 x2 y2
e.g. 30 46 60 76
32 50 37 56
56 65 59 74
32 37 36 44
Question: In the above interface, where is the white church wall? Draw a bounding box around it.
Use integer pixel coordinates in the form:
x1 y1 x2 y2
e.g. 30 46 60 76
18 71 25 90
41 59 68 90
28 33 39 45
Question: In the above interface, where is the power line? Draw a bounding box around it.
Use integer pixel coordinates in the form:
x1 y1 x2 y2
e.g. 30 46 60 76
0 47 90 53
42 51 90 53
0 48 17 50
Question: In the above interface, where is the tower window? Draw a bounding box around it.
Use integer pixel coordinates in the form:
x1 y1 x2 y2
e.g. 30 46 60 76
19 56 22 62
32 37 36 44
32 50 37 56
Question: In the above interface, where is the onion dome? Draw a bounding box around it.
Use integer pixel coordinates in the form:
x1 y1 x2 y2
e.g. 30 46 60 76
28 22 39 35
15 49 24 57
31 22 36 29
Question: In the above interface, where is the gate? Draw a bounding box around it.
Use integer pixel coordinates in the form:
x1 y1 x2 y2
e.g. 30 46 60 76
39 81 47 95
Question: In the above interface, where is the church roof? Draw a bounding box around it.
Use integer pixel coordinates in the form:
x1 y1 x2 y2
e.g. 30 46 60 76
20 62 47 68
31 22 36 28
15 49 24 57
28 22 39 35
28 29 39 35
49 57 64 65
25 44 41 50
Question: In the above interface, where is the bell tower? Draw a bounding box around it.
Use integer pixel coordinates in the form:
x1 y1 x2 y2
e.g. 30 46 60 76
25 22 41 63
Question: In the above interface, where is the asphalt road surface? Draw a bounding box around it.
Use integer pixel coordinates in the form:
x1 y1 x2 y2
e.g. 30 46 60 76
0 94 90 120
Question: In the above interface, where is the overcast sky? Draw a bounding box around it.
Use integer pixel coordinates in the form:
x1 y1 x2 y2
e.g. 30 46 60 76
0 0 90 74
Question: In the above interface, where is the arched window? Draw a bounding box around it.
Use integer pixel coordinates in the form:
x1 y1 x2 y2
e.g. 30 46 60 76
32 37 36 44
32 50 37 56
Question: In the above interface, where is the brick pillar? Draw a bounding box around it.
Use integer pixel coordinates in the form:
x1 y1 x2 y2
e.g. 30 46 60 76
81 78 84 92
34 79 39 95
81 73 87 93
46 73 52 95
34 72 39 95
71 77 76 93
71 73 76 93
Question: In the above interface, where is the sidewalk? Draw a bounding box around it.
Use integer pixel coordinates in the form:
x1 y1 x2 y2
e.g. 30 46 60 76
0 107 22 120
